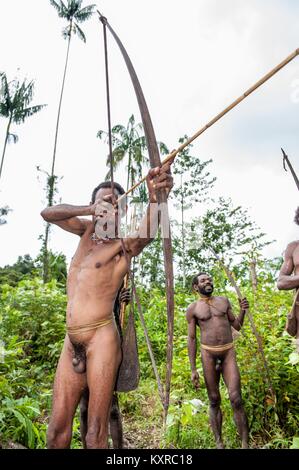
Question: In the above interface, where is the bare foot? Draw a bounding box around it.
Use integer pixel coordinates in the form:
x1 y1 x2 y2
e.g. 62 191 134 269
216 440 225 449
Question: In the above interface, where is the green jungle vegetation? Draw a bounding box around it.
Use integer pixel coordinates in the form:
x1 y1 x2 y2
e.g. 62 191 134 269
0 214 298 449
1 0 299 450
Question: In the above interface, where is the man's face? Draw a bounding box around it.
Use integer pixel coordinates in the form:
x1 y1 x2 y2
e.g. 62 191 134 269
93 187 124 238
196 274 214 296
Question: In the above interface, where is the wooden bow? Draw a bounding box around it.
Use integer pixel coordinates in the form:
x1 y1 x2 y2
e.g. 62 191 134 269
98 11 174 421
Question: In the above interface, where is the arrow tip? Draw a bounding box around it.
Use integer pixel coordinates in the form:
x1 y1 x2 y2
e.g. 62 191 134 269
281 148 288 172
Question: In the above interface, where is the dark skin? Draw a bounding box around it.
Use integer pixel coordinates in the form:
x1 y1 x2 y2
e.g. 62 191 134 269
41 160 173 449
277 240 299 347
79 287 131 449
79 286 131 449
186 273 249 449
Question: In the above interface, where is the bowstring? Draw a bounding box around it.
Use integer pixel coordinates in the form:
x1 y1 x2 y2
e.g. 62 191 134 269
100 16 166 406
102 18 114 199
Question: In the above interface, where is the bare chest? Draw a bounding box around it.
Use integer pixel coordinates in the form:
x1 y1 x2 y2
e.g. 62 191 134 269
70 236 125 275
194 299 228 322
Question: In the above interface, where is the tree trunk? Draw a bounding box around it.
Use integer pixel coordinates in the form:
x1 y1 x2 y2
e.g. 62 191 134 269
126 150 132 192
181 175 186 288
43 25 72 283
51 26 72 178
0 117 12 183
250 259 258 293
42 223 50 284
125 150 132 230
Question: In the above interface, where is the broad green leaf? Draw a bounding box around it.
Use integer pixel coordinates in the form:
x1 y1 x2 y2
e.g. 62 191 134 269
290 437 299 449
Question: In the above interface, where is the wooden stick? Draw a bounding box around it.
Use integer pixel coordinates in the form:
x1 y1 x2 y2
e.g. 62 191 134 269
119 238 166 406
119 274 129 329
119 207 137 328
117 48 299 203
211 249 276 401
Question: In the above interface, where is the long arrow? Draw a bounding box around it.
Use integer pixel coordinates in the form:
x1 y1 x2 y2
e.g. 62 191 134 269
118 48 299 202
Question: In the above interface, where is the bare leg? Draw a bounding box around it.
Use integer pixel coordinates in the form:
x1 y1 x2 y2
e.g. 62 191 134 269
222 348 249 449
85 324 121 448
201 349 224 449
296 307 299 352
79 388 89 448
47 336 87 448
80 390 125 448
109 393 124 449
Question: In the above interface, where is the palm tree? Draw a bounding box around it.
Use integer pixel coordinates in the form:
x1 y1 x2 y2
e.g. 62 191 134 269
49 0 95 186
42 1 95 283
98 115 168 288
98 115 147 192
98 114 168 196
0 73 45 183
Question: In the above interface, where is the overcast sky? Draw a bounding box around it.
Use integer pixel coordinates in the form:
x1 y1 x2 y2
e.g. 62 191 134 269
0 0 299 267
